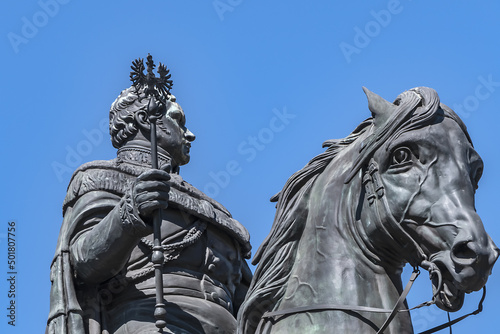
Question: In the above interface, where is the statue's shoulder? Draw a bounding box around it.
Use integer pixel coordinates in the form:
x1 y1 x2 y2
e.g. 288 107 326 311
62 159 140 214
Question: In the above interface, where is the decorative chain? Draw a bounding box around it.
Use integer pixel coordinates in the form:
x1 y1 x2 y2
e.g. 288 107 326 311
128 221 207 283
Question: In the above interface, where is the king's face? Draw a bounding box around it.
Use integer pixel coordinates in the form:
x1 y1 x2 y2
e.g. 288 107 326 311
157 102 196 166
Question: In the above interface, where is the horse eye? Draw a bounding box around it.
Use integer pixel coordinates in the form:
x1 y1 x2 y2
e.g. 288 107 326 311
391 147 412 166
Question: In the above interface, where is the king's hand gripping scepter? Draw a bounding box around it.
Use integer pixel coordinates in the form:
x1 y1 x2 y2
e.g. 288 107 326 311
130 54 174 331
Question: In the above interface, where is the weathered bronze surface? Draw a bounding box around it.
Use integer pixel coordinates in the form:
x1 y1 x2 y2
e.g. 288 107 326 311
47 55 252 334
238 87 499 333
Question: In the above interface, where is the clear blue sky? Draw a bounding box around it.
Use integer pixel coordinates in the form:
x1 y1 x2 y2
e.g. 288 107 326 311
2 1 500 333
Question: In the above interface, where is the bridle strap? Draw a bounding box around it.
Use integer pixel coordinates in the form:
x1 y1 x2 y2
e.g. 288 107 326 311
376 269 420 333
260 270 421 333
364 159 428 267
418 286 486 334
259 279 486 334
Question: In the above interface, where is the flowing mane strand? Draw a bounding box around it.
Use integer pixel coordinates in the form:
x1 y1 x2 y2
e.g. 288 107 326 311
237 119 371 333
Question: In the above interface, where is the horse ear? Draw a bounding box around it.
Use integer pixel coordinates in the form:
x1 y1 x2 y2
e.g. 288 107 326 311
362 87 397 128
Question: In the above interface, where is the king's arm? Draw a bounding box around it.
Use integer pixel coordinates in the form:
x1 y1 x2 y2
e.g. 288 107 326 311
66 168 171 284
68 192 145 283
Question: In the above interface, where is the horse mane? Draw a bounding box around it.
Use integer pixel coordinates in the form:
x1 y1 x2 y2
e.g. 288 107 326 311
237 119 371 333
237 87 467 333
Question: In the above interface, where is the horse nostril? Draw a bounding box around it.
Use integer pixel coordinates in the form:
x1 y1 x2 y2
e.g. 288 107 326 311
451 241 478 266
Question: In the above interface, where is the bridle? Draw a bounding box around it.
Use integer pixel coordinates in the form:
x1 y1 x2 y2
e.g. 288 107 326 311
259 279 486 334
258 159 487 334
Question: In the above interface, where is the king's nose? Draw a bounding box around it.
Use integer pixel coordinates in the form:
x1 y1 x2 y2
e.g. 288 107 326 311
185 129 196 142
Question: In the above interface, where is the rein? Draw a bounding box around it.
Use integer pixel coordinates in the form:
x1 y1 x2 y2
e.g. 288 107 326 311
260 268 487 334
260 268 420 334
258 159 488 333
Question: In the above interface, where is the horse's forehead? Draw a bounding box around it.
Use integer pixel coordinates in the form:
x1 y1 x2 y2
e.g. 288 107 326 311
430 117 477 157
386 117 476 158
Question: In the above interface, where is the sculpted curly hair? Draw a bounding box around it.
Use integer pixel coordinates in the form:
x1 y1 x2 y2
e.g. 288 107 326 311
109 87 147 148
109 86 177 148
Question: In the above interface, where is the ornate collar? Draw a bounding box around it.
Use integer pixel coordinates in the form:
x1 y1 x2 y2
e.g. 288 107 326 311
117 145 174 170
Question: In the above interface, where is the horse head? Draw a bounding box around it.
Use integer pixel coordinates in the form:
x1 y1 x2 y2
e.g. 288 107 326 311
238 87 498 334
354 87 498 312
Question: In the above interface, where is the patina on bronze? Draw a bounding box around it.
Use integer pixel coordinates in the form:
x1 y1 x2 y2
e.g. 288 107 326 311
238 87 499 334
47 55 252 334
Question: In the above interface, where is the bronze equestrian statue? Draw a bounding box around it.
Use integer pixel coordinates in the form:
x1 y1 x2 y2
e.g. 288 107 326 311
47 56 498 333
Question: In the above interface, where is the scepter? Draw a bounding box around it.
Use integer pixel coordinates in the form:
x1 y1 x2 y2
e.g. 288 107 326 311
130 54 174 331
147 96 168 331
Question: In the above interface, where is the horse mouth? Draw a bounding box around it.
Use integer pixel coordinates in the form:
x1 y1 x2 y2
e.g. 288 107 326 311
428 246 495 312
433 279 465 312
